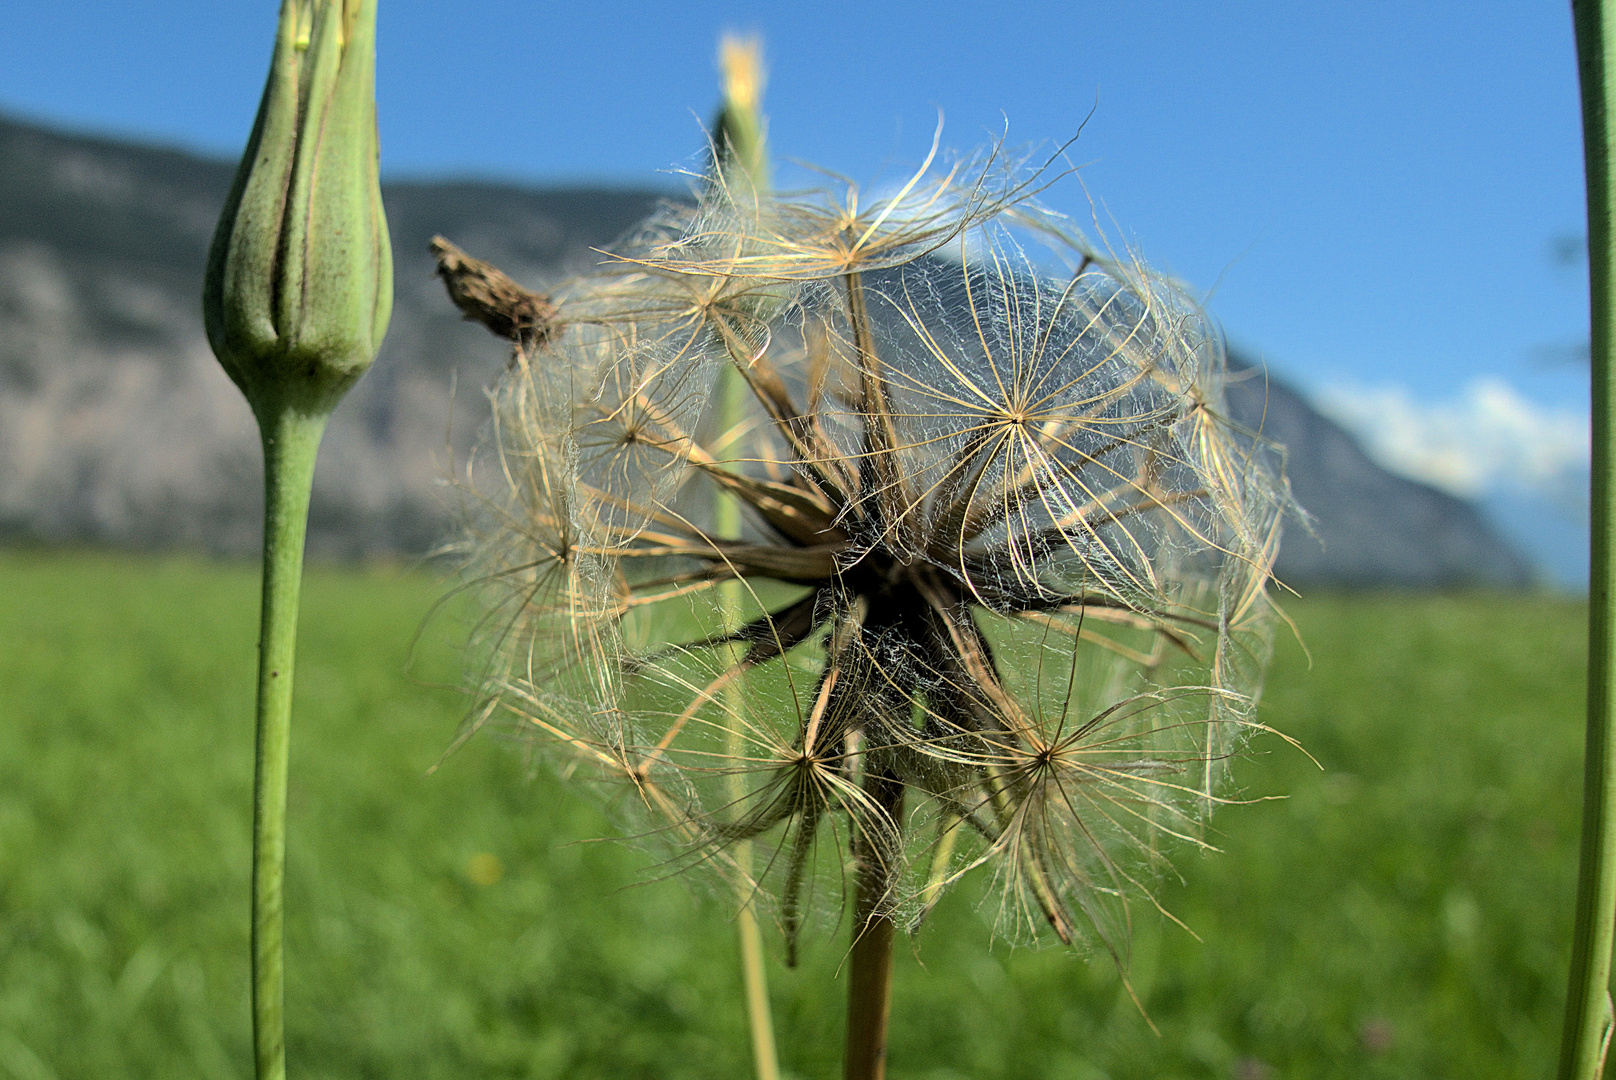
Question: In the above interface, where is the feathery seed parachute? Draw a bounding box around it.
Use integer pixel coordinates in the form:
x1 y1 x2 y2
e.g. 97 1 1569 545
457 143 1294 968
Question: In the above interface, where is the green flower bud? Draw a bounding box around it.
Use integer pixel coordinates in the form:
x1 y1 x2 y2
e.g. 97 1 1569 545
714 35 770 197
203 0 392 419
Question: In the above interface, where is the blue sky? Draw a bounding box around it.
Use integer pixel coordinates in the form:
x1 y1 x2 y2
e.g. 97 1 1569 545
0 1 1595 572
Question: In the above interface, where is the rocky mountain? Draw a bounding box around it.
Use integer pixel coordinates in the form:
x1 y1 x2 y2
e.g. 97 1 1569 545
0 112 1531 588
1219 360 1531 588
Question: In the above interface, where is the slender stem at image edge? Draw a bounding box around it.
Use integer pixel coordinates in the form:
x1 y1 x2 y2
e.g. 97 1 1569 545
1565 2 1616 1077
249 404 327 1080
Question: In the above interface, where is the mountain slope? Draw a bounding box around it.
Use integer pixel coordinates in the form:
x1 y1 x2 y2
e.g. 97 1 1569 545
0 112 1530 586
1221 361 1530 587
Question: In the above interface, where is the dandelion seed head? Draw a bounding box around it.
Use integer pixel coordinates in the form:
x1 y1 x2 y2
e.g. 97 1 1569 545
457 137 1297 965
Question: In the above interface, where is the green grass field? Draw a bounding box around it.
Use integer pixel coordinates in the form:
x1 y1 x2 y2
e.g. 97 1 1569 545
0 551 1589 1079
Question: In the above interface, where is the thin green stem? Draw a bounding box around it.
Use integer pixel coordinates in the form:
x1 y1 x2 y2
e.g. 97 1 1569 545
1565 2 1616 1076
712 363 781 1080
249 403 328 1080
735 898 779 1080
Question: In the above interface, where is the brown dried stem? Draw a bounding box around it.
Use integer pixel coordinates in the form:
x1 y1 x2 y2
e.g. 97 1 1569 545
844 770 905 1080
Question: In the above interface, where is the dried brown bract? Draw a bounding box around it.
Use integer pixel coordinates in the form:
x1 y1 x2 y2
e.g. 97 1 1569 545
431 235 560 357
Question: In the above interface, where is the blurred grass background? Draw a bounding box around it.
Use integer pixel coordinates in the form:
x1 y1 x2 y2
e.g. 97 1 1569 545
0 551 1586 1079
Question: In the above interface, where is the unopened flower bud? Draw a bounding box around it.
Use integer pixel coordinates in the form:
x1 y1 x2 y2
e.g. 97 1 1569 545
714 35 771 196
204 0 392 418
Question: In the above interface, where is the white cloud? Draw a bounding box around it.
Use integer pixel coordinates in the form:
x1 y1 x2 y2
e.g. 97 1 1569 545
1315 377 1589 498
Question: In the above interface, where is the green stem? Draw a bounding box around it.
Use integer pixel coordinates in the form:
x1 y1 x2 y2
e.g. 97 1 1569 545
712 363 781 1080
1565 3 1616 1077
736 901 779 1080
249 403 328 1080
